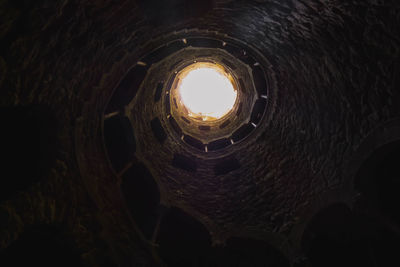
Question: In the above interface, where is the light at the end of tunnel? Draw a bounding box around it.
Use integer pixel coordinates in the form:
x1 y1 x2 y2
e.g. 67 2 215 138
178 65 237 120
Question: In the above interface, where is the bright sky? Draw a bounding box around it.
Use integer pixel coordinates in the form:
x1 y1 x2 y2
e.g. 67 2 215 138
178 67 237 120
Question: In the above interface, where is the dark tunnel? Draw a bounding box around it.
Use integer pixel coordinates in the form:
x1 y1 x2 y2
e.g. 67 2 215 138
0 0 400 266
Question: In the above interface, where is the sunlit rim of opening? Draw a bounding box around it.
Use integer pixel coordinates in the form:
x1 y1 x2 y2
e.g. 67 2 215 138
176 62 238 121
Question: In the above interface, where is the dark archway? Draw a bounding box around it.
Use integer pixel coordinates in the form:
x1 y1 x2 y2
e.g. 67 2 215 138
352 139 400 267
0 106 58 201
121 162 161 239
355 140 400 225
302 203 377 267
0 224 84 267
157 207 212 267
210 237 290 267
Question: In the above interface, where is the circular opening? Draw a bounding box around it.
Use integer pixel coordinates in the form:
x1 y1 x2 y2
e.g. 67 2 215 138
176 62 238 121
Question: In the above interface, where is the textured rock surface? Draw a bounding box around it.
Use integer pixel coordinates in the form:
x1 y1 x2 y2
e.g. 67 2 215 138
0 0 399 266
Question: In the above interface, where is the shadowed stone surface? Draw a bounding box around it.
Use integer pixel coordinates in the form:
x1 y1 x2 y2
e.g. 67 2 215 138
0 0 399 266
